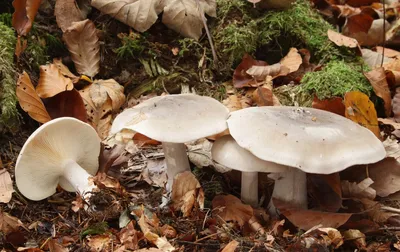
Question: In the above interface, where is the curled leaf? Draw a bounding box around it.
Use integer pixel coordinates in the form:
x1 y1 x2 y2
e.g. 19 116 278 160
364 67 391 117
212 194 253 227
12 0 42 36
36 64 74 98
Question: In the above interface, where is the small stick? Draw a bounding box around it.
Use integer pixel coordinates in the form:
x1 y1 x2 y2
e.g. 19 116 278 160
195 0 218 64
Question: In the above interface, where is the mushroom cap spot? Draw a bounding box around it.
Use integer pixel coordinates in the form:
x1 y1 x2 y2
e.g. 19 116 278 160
227 106 386 174
15 117 101 201
211 135 288 173
111 94 230 143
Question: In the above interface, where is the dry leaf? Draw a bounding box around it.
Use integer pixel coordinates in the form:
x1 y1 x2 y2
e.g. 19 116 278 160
343 91 381 139
342 229 366 250
312 96 345 116
365 158 400 197
362 48 392 69
88 79 125 112
80 86 113 139
137 215 174 252
364 67 391 117
171 171 204 217
221 240 239 252
360 199 398 224
55 0 85 32
36 64 74 98
86 234 112 251
16 71 51 124
12 0 42 36
327 29 360 48
341 178 376 200
48 239 68 252
52 58 79 83
246 63 286 80
222 94 252 112
273 199 352 230
233 54 268 88
162 0 216 40
91 0 164 33
252 85 274 106
0 211 23 235
374 46 400 58
386 70 400 88
63 19 100 77
212 194 253 227
45 89 88 122
0 169 13 203
344 17 389 46
118 222 139 250
280 47 302 73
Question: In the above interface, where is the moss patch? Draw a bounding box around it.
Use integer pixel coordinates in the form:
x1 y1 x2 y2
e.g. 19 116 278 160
299 60 372 100
0 21 19 130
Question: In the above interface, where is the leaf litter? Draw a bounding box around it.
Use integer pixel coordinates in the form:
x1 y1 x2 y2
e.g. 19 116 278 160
6 0 400 251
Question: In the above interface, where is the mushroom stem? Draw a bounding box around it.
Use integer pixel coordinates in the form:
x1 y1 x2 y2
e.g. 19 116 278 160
63 159 97 200
162 142 191 191
268 168 307 215
241 171 258 207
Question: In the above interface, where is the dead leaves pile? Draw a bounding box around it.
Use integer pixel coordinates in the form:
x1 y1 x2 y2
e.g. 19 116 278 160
91 0 216 40
16 58 125 139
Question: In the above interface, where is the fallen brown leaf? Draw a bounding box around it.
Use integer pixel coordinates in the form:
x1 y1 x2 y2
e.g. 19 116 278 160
362 48 392 69
86 234 112 251
0 169 13 203
343 91 381 139
222 94 252 112
36 64 74 98
364 67 391 117
252 84 274 106
212 194 253 227
327 29 360 48
16 71 51 124
364 158 400 197
52 58 79 83
279 47 302 73
48 239 68 252
162 0 216 40
360 198 398 224
273 199 352 230
312 96 345 116
386 70 400 88
374 46 400 58
171 171 204 217
341 178 376 200
87 79 126 112
55 0 85 32
63 19 100 77
393 88 400 122
0 211 23 235
118 221 140 250
246 63 286 81
45 89 87 122
12 0 42 36
233 54 268 88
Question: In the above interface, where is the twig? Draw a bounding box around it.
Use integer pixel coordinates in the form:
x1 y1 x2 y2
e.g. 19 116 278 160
381 206 400 214
195 0 218 64
195 233 218 243
176 240 220 247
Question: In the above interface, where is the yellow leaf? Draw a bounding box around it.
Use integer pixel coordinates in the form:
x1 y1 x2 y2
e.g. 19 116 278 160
343 91 381 139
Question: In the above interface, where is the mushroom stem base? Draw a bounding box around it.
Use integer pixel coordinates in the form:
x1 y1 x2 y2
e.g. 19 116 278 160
63 160 97 200
268 168 307 215
162 142 191 191
241 171 258 207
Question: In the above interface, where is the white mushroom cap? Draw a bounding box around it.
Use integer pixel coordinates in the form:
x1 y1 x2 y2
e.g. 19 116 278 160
111 94 229 143
15 117 101 200
227 106 386 174
211 135 288 173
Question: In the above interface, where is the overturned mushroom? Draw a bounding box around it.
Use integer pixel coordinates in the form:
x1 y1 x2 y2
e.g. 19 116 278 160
111 94 229 190
227 106 386 211
212 135 287 207
15 117 101 201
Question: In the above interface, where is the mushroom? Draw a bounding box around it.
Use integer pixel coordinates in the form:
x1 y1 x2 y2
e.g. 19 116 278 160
15 117 101 201
110 94 229 190
211 135 288 207
226 106 386 211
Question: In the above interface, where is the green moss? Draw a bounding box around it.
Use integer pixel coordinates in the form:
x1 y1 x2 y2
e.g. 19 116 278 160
299 60 372 100
0 13 12 27
274 84 313 107
115 31 146 59
0 22 20 130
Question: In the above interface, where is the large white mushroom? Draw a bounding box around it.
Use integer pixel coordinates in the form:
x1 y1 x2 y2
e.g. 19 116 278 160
211 135 288 207
227 106 386 211
15 117 101 201
110 94 230 190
